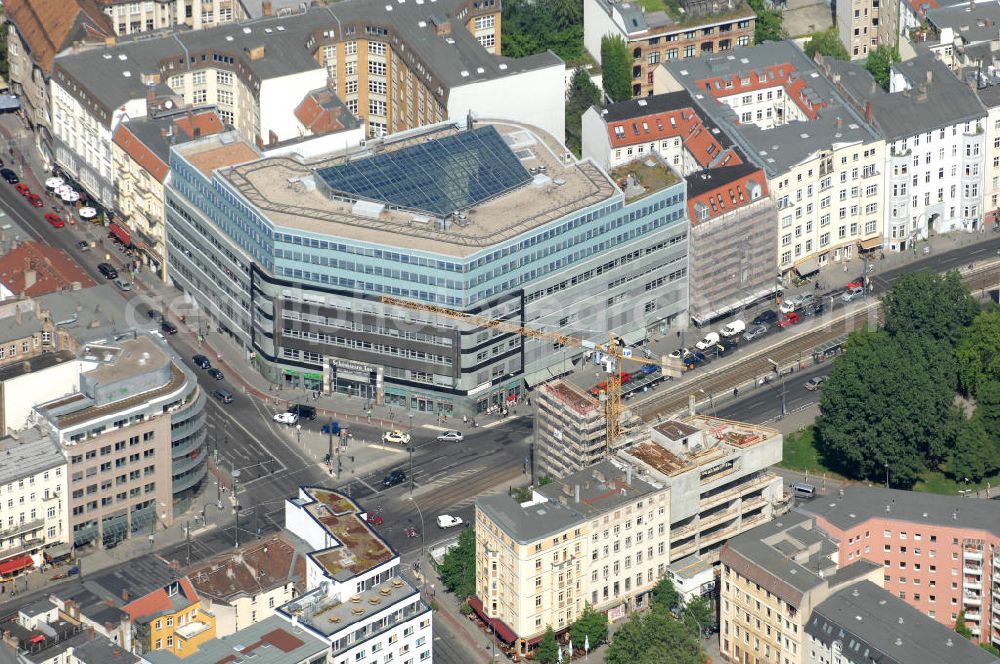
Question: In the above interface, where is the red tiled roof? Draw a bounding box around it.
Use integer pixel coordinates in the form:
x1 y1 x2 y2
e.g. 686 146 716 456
173 112 225 141
696 62 827 121
113 124 168 183
906 0 939 18
605 107 739 170
188 535 303 602
686 167 769 224
0 241 96 296
123 577 199 624
294 89 351 135
5 0 113 74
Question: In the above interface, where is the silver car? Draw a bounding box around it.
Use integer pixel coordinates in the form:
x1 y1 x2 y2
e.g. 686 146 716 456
436 430 464 442
742 324 769 342
841 285 864 302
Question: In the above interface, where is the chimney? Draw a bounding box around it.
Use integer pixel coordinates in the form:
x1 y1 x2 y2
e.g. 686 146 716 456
626 465 633 485
574 484 580 503
864 102 873 124
14 304 21 325
23 269 36 291
87 627 95 640
926 69 933 84
262 0 273 15
836 116 843 129
121 589 129 602
870 79 878 95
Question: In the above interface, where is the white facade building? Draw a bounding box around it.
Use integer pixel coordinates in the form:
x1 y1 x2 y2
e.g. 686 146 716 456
279 487 432 664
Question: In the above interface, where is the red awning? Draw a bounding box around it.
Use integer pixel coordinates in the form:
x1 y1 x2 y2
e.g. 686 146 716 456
468 596 518 644
109 222 132 246
0 555 33 575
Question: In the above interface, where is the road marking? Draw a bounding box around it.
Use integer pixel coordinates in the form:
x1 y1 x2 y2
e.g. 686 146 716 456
206 400 291 472
356 476 381 494
421 424 450 432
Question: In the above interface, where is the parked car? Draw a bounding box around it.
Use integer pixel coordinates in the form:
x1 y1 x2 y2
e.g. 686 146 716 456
804 376 826 391
212 389 233 404
191 354 212 369
77 240 90 251
15 183 30 196
719 319 746 338
668 347 689 360
681 350 707 367
288 403 317 420
1 169 19 184
207 368 224 380
97 263 118 279
752 310 779 326
160 320 178 335
777 312 801 328
436 515 464 529
383 469 406 488
26 194 42 207
695 332 720 351
436 430 464 442
273 412 299 425
113 278 131 291
841 285 865 302
743 324 769 342
44 213 65 228
382 430 411 445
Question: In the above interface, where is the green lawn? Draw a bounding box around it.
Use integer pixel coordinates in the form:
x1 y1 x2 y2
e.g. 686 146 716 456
913 470 1000 496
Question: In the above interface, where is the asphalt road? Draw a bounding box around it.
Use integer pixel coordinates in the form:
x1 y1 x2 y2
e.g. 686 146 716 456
715 362 831 424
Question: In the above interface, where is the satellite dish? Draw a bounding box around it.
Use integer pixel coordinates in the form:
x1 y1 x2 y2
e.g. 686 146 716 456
164 100 174 109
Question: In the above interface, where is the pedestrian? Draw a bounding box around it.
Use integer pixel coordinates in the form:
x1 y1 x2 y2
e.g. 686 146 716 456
733 387 738 398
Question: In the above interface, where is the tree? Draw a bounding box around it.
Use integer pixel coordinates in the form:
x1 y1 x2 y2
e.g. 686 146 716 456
814 328 961 487
501 0 585 62
565 68 603 156
438 527 475 599
982 643 1000 657
955 310 1000 397
975 381 1000 441
536 626 559 664
882 270 979 346
683 596 714 635
804 28 850 60
570 604 608 649
948 417 996 483
956 610 974 639
651 577 681 613
865 44 901 91
606 610 704 664
601 35 632 102
747 0 784 42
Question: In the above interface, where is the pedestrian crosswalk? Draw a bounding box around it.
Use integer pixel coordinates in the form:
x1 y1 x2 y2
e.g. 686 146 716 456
447 485 506 510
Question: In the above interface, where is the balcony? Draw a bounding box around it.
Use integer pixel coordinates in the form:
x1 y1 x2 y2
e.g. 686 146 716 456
964 565 983 576
0 539 44 561
964 548 983 561
964 593 982 607
0 519 44 540
671 522 696 539
700 473 777 511
966 579 983 591
967 611 982 622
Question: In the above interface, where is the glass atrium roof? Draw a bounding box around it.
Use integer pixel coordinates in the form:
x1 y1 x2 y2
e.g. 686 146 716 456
316 126 532 217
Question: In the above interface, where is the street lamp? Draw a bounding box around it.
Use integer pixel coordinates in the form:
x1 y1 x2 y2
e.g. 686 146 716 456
698 388 717 417
408 446 415 494
884 463 889 489
766 358 786 418
408 495 426 563
296 423 302 445
232 469 242 548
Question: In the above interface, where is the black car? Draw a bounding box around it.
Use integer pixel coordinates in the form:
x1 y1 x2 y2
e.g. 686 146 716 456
1 169 18 184
383 469 406 488
192 354 212 370
212 388 233 404
207 368 224 380
160 320 178 335
752 310 778 326
97 263 118 279
146 308 161 319
288 403 317 420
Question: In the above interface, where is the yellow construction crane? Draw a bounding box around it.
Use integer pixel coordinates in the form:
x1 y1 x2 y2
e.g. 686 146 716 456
379 295 664 451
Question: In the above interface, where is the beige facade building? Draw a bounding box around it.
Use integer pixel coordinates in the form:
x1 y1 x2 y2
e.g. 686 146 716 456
33 336 206 550
101 0 246 36
719 515 884 664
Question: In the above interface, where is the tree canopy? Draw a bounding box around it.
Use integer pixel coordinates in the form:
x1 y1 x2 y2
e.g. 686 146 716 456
570 604 608 649
882 270 978 345
601 35 632 102
955 310 1000 397
865 44 901 91
948 417 996 483
747 0 785 43
815 328 961 487
501 0 585 62
438 527 475 600
536 626 559 664
605 608 703 664
805 28 849 60
651 577 681 613
566 68 603 156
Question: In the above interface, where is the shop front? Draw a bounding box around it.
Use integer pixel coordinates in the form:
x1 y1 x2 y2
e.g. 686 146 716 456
324 357 382 403
283 368 326 392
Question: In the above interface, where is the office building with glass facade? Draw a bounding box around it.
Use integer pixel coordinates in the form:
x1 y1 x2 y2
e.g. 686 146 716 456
165 120 689 415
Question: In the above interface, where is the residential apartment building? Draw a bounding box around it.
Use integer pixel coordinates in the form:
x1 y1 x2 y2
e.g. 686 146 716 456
48 1 559 214
0 429 68 579
278 486 433 664
33 335 207 549
836 0 890 60
100 0 246 36
0 603 137 664
0 241 96 298
51 583 134 651
719 514 884 664
111 109 226 279
187 534 306 637
805 580 999 664
140 615 328 664
656 42 886 276
924 2 1000 72
970 68 1000 226
166 119 689 415
582 91 777 324
475 459 670 656
3 0 114 168
801 484 1000 648
124 577 216 658
584 0 756 97
820 52 987 249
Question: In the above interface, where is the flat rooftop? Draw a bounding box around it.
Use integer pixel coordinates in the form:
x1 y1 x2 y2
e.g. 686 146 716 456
631 415 777 476
141 615 327 664
540 380 601 416
0 428 63 486
187 534 306 602
286 576 421 638
609 156 680 203
79 336 169 385
301 488 394 581
212 120 617 257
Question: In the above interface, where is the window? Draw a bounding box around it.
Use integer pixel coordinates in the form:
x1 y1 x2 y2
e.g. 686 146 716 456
216 70 233 86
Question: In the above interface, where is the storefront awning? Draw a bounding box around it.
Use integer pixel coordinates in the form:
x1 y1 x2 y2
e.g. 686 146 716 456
109 222 132 246
43 543 72 561
619 329 646 346
468 597 518 644
0 555 33 575
523 367 558 388
794 258 819 276
858 236 883 251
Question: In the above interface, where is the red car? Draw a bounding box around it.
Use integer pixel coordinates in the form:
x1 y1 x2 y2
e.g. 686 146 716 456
847 278 864 290
15 183 30 196
777 312 801 328
366 513 384 526
26 194 43 208
44 213 65 228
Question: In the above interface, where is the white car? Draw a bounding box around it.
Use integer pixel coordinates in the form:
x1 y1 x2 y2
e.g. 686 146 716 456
436 514 464 529
719 320 746 338
779 299 797 314
382 430 411 445
695 332 720 351
436 430 464 442
273 412 299 425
